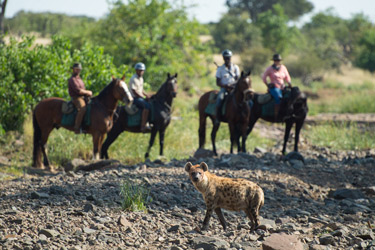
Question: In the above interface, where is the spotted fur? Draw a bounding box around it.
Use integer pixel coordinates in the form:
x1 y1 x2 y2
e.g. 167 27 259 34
185 161 264 231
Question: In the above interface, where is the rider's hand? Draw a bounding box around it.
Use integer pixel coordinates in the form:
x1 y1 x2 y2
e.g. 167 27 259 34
86 90 93 97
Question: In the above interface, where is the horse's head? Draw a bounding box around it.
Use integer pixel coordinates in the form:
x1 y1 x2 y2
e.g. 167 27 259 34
236 70 254 101
292 92 308 118
166 73 178 98
112 75 133 105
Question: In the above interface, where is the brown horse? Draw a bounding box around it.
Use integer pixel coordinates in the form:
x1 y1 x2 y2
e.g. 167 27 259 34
198 71 253 155
32 76 133 169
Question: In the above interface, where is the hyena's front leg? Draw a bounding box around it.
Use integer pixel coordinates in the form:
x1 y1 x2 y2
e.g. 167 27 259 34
215 207 227 230
201 207 214 230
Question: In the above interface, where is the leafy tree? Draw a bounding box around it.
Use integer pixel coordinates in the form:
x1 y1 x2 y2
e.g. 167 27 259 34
355 29 375 73
88 0 210 89
211 12 262 53
226 0 313 22
0 36 125 132
255 4 290 54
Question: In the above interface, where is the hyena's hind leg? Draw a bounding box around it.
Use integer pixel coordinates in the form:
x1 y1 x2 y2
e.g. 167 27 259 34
244 208 257 231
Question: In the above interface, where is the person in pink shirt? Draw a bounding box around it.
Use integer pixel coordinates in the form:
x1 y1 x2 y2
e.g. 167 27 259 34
262 54 292 121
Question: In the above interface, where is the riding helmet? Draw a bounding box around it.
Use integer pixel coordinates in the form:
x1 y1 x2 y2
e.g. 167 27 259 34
135 62 146 71
222 49 233 58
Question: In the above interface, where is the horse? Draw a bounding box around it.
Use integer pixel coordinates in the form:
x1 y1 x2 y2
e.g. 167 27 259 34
247 87 308 155
100 73 178 159
32 76 133 169
198 71 253 155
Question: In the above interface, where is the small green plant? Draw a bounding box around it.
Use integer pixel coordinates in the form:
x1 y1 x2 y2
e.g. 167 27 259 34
120 180 152 212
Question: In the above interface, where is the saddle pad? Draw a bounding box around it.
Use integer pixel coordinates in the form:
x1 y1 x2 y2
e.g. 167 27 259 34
126 102 155 127
257 93 272 104
61 101 75 114
261 99 275 117
61 104 92 126
204 96 228 117
127 109 142 127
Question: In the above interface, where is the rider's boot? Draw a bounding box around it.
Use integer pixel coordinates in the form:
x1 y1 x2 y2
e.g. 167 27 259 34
141 109 152 133
274 104 280 122
74 106 86 134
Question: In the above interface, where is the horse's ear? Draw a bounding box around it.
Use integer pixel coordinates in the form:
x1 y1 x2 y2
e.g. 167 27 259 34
167 72 171 78
121 74 126 81
241 71 244 77
247 70 251 76
174 73 178 78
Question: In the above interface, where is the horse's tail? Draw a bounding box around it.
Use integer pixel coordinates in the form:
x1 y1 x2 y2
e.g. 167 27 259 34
32 110 42 168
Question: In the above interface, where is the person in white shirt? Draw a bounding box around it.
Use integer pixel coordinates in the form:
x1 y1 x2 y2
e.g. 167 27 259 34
129 62 151 132
215 49 240 124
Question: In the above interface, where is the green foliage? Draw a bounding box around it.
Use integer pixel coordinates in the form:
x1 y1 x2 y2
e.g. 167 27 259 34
120 179 151 212
306 123 375 150
226 0 313 22
211 12 262 53
87 0 210 90
255 4 290 54
4 11 95 37
0 36 125 132
355 28 375 73
241 46 272 75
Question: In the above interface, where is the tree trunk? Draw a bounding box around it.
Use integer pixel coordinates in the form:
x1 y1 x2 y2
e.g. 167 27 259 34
0 0 8 35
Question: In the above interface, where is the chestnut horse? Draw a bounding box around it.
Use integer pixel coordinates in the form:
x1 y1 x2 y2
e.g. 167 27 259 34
247 87 308 155
32 76 133 169
100 73 178 159
198 71 253 155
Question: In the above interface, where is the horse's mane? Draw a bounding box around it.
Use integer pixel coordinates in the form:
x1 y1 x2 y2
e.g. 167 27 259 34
96 79 116 100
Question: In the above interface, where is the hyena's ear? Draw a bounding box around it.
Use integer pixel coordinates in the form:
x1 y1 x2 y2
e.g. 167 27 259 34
184 162 193 172
200 162 208 172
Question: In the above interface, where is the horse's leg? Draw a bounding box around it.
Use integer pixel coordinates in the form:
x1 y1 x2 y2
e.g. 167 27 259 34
145 128 158 159
228 122 236 154
159 128 166 156
294 118 305 152
246 116 258 136
100 122 124 159
210 118 220 156
40 127 53 169
198 113 207 148
282 120 294 155
241 122 248 153
92 132 102 160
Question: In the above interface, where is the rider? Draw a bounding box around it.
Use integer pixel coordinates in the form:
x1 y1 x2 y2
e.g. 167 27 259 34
129 62 151 133
68 63 92 134
262 54 292 122
215 49 240 124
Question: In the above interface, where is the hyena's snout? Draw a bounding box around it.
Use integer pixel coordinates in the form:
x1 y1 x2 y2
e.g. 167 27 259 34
191 172 201 182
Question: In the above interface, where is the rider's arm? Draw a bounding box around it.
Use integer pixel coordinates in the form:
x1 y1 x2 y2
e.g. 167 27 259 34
283 66 292 87
77 88 92 97
216 77 223 88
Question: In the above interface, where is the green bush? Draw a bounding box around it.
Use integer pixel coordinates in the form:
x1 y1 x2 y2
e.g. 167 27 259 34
0 36 126 132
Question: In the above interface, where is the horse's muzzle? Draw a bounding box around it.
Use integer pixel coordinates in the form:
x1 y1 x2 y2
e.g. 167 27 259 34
172 92 177 98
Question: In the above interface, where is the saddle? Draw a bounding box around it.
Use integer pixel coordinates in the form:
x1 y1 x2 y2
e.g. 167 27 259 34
124 104 139 115
61 101 75 114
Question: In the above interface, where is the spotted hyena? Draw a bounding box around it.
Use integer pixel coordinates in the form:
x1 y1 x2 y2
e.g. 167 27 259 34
185 161 264 231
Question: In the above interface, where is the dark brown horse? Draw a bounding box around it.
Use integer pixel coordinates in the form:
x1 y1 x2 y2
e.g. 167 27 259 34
100 73 178 159
198 71 253 155
32 76 133 169
247 87 308 155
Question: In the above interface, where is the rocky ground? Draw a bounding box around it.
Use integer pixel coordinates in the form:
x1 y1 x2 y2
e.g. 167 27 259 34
1 123 375 250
